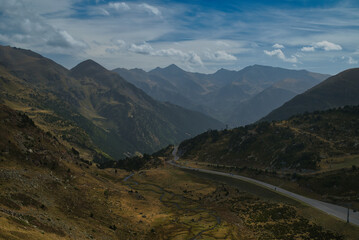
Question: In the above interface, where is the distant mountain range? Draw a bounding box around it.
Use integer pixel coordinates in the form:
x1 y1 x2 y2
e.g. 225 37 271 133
263 68 359 122
0 45 223 161
114 65 329 127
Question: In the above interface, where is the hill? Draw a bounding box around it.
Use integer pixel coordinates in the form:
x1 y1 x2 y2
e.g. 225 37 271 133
263 68 359 121
179 105 359 170
0 45 223 160
114 64 328 126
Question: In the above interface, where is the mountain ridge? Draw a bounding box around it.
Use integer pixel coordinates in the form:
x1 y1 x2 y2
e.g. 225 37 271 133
262 67 359 122
0 45 223 160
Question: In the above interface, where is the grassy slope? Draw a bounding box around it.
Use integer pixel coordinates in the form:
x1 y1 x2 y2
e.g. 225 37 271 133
0 66 113 162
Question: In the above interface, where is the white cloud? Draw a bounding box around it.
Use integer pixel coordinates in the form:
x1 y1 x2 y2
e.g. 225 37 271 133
108 2 130 11
188 52 203 66
129 42 153 54
341 56 357 65
313 41 342 51
138 3 161 16
156 48 187 57
301 41 341 53
0 0 87 51
301 46 315 52
58 30 87 48
105 39 126 53
155 48 203 66
264 49 297 63
216 41 230 47
348 56 358 64
127 42 202 66
273 43 284 49
100 8 110 16
205 50 237 61
116 39 126 48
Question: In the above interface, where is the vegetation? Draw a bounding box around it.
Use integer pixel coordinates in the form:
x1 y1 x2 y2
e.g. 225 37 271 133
179 105 359 170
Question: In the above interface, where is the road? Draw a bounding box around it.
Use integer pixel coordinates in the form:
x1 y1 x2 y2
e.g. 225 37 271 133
170 147 359 226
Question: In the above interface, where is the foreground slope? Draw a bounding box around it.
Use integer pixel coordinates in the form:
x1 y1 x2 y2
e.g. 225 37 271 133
0 45 223 159
1 105 354 239
263 68 359 121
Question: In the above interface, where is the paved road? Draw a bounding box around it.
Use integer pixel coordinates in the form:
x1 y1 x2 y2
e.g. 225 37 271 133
169 148 359 226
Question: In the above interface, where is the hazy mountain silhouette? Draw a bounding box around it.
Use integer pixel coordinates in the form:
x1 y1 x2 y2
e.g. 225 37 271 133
114 64 329 126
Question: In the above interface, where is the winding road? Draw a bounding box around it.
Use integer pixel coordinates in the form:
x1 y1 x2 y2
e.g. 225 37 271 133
170 147 359 226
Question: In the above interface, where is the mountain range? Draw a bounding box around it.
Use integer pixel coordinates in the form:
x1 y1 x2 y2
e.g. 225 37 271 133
114 64 329 126
0 45 223 161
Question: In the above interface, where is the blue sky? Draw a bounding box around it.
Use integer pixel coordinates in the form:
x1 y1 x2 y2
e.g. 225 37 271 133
1 0 358 74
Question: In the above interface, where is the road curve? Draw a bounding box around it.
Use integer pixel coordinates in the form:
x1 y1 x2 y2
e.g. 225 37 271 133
169 148 359 226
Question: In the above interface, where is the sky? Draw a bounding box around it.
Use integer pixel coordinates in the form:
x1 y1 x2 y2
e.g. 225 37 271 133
1 0 359 74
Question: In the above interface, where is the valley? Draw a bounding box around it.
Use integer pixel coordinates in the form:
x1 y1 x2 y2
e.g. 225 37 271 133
1 0 359 239
1 104 357 239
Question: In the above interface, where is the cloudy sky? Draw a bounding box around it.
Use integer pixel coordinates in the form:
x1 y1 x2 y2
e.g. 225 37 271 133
1 0 358 74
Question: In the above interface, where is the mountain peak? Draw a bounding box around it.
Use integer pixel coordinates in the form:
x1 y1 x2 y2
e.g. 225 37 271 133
70 59 108 77
150 64 184 74
72 59 106 71
165 64 182 70
214 68 236 74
